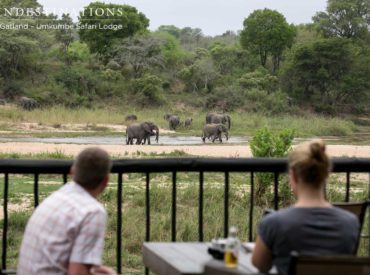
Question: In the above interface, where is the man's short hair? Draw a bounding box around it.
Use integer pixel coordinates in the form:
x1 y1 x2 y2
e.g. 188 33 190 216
73 147 112 190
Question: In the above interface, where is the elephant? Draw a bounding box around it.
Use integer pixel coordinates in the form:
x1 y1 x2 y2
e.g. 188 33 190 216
184 118 193 127
206 112 231 130
125 114 137 122
126 122 159 145
164 114 181 130
202 123 229 143
163 113 173 121
18 96 38 111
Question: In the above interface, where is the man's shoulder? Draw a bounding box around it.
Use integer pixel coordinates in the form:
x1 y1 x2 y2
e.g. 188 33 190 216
45 182 106 215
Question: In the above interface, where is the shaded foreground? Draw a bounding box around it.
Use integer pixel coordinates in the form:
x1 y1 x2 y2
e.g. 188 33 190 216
1 170 369 274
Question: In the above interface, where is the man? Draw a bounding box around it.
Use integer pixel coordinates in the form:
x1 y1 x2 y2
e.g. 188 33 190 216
18 147 117 275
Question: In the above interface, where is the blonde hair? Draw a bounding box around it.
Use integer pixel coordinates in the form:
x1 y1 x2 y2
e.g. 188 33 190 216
288 139 331 188
73 147 112 190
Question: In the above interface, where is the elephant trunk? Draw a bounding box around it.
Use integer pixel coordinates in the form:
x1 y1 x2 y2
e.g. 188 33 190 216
227 115 231 130
154 126 159 143
225 130 229 141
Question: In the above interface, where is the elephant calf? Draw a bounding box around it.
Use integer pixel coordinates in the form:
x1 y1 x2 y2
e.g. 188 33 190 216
18 96 38 111
125 114 138 122
185 118 193 127
164 113 181 130
202 123 229 143
206 112 231 130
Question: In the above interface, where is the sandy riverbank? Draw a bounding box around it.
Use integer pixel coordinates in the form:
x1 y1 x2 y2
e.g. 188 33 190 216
0 142 369 158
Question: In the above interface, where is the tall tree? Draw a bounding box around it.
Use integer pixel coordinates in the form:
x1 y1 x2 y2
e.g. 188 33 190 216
79 2 149 56
157 25 181 39
179 48 217 93
111 35 164 78
55 14 75 65
240 9 296 72
0 0 41 9
179 27 204 50
209 43 252 75
313 0 370 39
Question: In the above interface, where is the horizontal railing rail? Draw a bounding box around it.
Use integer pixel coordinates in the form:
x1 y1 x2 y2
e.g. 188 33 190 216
0 158 370 173
1 157 370 275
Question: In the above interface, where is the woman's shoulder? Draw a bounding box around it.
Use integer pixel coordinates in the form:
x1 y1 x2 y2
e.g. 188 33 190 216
330 206 360 223
264 206 359 227
259 207 295 226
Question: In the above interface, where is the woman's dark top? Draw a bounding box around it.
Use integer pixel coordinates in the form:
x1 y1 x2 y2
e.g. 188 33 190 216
258 207 359 275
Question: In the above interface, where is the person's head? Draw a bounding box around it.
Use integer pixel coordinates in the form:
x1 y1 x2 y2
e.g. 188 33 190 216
71 147 112 195
288 139 331 194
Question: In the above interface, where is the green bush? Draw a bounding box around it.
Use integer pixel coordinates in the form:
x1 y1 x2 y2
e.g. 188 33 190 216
243 89 289 115
204 86 244 111
131 74 165 106
238 69 279 93
67 42 90 63
250 127 295 206
3 80 23 99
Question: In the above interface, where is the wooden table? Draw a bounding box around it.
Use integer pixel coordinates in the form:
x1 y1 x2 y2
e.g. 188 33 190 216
142 242 276 275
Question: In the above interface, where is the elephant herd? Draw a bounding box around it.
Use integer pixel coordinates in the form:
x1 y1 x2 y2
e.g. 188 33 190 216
125 112 231 145
164 114 193 130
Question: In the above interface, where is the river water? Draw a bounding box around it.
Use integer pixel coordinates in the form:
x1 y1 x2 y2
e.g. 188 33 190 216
0 135 249 145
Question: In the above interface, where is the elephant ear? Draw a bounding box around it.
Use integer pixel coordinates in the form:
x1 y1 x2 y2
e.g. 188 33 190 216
142 123 151 133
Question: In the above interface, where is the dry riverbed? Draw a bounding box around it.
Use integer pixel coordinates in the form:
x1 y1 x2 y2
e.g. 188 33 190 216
0 122 369 157
0 142 369 158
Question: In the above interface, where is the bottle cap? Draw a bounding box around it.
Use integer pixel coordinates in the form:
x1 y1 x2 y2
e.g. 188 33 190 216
229 226 238 234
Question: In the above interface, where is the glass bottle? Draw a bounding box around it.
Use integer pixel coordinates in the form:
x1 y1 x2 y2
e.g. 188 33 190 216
224 226 240 268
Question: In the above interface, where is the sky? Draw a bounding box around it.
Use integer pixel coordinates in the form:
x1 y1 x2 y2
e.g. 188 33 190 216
37 0 328 36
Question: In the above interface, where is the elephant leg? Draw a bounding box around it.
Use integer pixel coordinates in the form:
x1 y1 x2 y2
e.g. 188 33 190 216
140 137 145 145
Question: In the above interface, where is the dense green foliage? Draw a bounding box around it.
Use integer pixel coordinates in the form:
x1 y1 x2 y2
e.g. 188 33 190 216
0 0 369 115
78 2 149 55
240 9 296 72
250 127 295 157
250 127 295 205
281 37 370 114
313 0 370 39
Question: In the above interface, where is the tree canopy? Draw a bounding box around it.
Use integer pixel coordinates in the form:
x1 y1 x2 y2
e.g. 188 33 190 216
313 0 370 39
281 37 370 113
0 0 368 114
240 9 296 72
78 2 149 55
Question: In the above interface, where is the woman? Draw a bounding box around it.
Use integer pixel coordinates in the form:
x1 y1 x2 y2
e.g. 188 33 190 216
252 139 359 275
